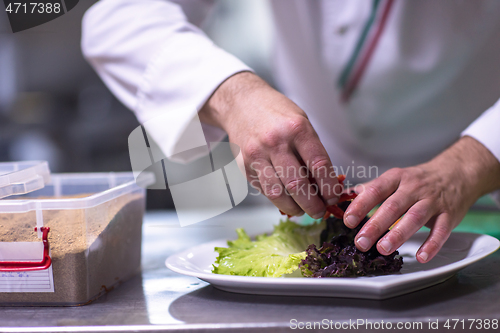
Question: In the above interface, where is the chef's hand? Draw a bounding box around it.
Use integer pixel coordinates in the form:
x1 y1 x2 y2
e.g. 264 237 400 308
344 136 500 263
199 72 340 218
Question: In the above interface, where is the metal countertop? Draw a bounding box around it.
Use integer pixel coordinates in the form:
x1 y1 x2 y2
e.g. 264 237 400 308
1 207 499 333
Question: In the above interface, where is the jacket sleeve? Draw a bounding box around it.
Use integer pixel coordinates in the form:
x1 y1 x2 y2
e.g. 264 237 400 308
81 0 251 161
461 99 500 206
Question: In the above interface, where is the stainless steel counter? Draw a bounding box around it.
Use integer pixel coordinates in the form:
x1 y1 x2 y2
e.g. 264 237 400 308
1 207 499 333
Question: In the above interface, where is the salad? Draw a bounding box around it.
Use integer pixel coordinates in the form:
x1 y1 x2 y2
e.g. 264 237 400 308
212 178 403 278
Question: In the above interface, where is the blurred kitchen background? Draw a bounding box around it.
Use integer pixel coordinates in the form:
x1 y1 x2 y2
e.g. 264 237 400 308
0 0 274 209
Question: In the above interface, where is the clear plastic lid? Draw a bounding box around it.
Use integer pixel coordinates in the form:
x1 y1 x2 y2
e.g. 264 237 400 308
0 161 51 199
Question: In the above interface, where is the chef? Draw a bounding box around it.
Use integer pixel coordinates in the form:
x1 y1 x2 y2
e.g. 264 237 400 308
82 0 500 263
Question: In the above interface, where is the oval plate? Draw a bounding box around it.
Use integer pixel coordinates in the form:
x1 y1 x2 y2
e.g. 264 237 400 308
166 232 499 299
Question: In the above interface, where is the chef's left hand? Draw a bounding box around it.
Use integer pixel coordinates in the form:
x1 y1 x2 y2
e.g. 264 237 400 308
343 136 500 263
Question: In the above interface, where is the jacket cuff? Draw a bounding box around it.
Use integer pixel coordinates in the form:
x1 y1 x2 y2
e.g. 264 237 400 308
462 100 500 207
461 99 500 163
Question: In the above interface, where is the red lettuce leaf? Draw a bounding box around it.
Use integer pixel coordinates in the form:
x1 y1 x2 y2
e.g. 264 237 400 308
300 201 403 278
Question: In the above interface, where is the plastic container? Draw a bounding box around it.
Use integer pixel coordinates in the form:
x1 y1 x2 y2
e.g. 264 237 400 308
0 172 154 306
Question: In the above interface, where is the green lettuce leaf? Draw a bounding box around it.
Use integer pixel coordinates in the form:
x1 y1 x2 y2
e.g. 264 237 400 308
213 219 325 277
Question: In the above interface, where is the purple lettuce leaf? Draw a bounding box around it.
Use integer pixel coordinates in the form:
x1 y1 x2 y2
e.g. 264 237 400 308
300 201 403 278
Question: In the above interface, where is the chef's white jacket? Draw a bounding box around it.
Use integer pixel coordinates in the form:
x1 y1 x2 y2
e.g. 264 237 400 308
81 0 500 196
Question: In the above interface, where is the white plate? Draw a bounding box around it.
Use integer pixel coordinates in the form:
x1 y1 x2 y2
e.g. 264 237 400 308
166 232 499 299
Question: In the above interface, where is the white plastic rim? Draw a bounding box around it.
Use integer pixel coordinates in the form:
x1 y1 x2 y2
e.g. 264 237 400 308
0 161 51 199
0 171 156 213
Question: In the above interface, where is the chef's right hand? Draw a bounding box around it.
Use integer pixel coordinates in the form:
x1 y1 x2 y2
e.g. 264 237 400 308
199 72 340 219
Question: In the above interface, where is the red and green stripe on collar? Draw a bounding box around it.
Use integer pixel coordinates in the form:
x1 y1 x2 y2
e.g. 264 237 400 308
338 0 394 103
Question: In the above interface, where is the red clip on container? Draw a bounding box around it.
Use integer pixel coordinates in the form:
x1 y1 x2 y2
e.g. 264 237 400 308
0 227 51 272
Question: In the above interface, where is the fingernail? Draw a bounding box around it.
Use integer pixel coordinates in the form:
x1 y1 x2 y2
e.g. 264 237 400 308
344 215 357 228
312 211 325 220
419 252 429 262
356 237 370 251
379 239 393 253
326 197 339 206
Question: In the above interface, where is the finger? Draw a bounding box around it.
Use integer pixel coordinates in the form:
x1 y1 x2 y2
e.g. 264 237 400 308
348 179 374 195
246 157 262 183
423 215 438 230
354 190 416 252
344 169 402 229
416 213 452 263
251 159 303 216
376 199 437 255
294 136 341 206
247 165 269 200
271 152 326 219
